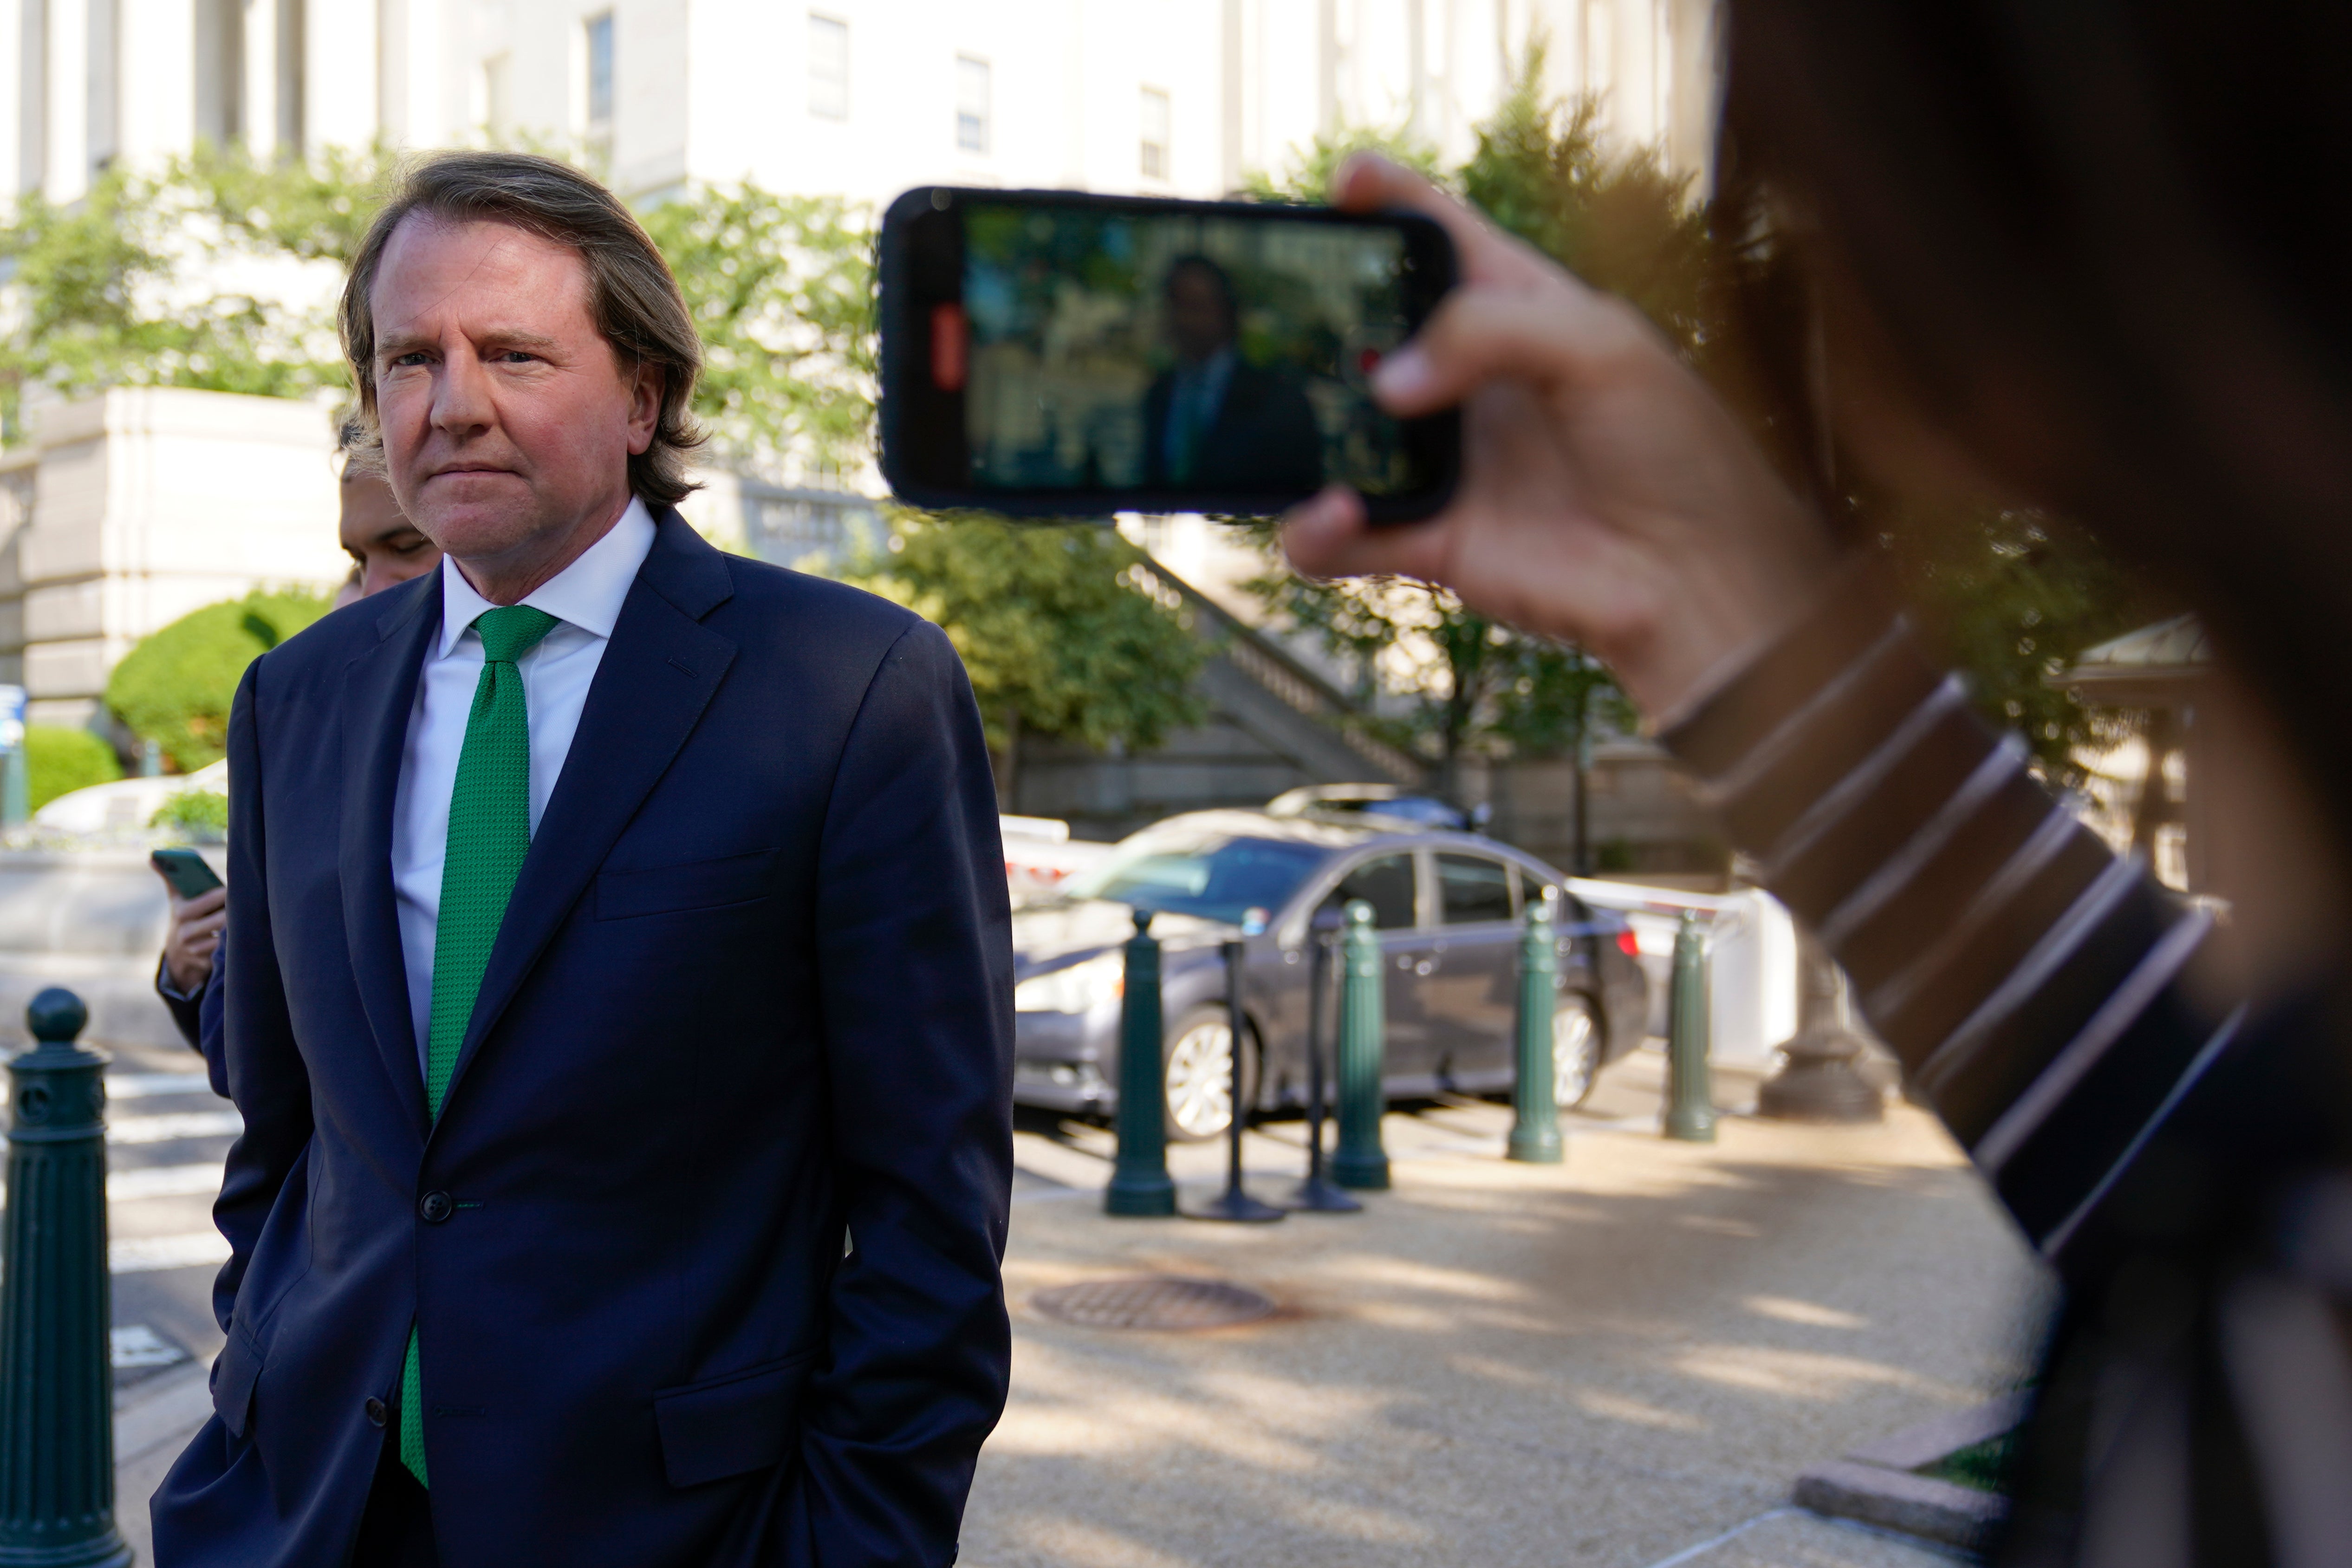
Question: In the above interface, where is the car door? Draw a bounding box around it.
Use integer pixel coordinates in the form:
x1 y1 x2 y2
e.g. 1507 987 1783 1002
1320 849 1443 1093
1424 850 1522 1089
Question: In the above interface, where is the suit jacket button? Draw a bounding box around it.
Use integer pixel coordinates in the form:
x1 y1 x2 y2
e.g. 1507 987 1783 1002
419 1191 454 1223
364 1397 388 1428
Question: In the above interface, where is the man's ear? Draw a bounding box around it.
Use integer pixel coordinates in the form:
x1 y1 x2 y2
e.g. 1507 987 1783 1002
626 362 663 457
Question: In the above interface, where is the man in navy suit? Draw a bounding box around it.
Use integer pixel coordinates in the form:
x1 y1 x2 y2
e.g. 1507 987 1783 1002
150 151 1014 1568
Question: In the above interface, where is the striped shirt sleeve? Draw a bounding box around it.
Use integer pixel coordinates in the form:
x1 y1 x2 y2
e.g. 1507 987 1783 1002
1657 563 2239 1269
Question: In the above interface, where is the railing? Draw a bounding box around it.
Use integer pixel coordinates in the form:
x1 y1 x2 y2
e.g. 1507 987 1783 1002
1121 560 1426 787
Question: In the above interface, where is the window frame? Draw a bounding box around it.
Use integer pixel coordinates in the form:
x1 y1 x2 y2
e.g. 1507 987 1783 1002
807 13 849 120
954 54 991 154
1139 85 1170 180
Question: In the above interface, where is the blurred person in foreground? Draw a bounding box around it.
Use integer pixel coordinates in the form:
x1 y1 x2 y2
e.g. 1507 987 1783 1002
152 150 1011 1567
154 436 446 1067
1283 10 2352 1561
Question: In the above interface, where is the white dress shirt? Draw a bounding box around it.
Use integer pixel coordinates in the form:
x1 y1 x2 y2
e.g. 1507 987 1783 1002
390 496 658 1073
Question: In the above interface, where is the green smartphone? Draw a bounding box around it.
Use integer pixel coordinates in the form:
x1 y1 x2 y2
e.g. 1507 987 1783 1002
150 848 222 899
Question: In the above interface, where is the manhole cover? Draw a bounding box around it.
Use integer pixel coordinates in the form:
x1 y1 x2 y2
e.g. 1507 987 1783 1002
1033 1276 1276 1331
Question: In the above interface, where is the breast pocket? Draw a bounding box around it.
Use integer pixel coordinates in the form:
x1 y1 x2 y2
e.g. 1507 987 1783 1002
596 849 780 921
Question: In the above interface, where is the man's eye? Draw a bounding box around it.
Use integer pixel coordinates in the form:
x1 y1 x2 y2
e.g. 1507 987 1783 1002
388 351 431 368
494 350 539 364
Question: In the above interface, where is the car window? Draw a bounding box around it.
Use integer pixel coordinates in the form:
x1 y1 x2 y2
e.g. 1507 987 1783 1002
1437 853 1514 925
1062 834 1327 924
1330 853 1416 930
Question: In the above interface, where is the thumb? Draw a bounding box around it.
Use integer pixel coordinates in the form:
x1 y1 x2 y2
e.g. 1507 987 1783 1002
1373 283 1652 417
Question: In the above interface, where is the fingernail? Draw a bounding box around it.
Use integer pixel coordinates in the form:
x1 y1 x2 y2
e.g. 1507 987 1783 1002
1372 346 1429 402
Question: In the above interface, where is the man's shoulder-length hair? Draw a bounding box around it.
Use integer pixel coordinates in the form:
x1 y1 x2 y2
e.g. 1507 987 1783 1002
338 150 706 507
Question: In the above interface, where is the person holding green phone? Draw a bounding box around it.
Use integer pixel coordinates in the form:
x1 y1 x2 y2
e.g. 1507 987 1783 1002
152 426 443 1070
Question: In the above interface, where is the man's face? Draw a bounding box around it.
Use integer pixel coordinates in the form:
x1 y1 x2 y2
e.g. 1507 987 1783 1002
338 471 441 599
369 216 659 566
1167 267 1235 364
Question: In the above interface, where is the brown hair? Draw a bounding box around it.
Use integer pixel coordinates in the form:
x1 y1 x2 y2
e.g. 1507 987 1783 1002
338 150 705 506
1715 0 2352 836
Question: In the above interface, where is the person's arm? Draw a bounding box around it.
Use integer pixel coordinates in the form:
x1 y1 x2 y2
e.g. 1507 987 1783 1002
797 618 1014 1564
209 660 315 1332
154 883 225 1051
1656 567 2229 1270
1279 156 2237 1276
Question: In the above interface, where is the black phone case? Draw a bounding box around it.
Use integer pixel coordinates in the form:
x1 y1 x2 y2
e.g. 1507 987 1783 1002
877 186 1460 524
152 851 221 898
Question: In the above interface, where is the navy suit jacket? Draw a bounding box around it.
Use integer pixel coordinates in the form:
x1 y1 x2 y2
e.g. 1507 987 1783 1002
152 512 1014 1568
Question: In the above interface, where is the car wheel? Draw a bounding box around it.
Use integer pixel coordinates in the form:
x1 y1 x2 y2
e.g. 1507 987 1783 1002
1553 997 1602 1110
1163 1007 1256 1142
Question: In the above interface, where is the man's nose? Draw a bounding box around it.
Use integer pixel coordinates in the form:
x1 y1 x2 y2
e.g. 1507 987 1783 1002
430 346 496 439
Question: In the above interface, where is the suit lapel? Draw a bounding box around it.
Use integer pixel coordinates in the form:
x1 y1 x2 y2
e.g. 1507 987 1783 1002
434 513 738 1120
339 572 443 1139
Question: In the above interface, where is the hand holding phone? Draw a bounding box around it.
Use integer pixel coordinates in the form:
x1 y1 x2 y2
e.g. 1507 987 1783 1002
880 186 1460 521
1276 155 1837 719
151 847 223 899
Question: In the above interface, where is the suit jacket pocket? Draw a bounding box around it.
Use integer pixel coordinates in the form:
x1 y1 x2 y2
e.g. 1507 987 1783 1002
211 1328 264 1438
597 849 780 921
653 1348 817 1489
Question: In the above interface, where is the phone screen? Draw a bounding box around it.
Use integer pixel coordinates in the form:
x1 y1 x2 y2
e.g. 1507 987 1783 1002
882 189 1457 520
963 201 1428 500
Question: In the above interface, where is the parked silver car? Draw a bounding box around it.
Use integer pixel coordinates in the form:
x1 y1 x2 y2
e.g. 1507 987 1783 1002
1011 809 1650 1139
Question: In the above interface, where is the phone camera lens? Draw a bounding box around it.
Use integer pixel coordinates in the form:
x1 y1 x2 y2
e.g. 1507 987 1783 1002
930 189 952 211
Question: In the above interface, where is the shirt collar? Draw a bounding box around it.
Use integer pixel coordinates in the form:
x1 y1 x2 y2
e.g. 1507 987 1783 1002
436 495 659 659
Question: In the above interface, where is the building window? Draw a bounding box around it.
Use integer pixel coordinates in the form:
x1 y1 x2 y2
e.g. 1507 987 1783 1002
955 55 989 153
808 14 848 119
1139 86 1170 180
274 0 305 155
193 0 245 149
585 13 616 137
87 0 120 174
481 53 512 138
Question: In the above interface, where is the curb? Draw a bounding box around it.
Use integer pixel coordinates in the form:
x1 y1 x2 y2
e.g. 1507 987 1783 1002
1793 1394 2021 1550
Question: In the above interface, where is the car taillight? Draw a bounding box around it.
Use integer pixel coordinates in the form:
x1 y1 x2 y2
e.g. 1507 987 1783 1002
1616 929 1641 959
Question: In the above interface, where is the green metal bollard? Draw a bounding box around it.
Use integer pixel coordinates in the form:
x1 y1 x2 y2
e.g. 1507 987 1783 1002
0 749 23 830
1663 910 1717 1142
1506 896 1565 1163
0 989 132 1567
1330 900 1390 1191
1105 910 1176 1216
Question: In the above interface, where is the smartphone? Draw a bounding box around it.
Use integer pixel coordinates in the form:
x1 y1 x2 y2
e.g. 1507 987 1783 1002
150 847 222 899
878 187 1460 522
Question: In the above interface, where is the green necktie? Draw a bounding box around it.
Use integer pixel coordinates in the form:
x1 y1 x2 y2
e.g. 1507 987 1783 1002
401 604 559 1488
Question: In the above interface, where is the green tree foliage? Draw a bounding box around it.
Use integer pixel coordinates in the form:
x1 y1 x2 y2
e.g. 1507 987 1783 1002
1872 495 2168 786
0 148 391 432
851 513 1206 796
24 726 122 813
106 591 331 771
639 186 875 479
152 788 231 839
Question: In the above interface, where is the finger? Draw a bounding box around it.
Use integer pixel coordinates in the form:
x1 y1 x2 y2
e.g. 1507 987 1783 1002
1278 485 1455 583
186 888 226 916
1372 284 1647 417
185 911 227 938
1328 154 1553 291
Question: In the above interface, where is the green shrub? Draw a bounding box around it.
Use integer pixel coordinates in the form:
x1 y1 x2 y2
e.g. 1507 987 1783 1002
25 725 123 812
106 590 329 770
151 788 229 839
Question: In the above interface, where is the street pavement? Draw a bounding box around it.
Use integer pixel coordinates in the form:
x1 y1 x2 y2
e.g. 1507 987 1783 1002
973 1051 2046 1568
93 1041 2043 1566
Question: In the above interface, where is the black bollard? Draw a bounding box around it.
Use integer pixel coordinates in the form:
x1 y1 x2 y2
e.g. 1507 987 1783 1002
1506 896 1565 1163
0 988 132 1567
1282 907 1360 1212
1757 934 1884 1123
1330 901 1391 1191
1106 910 1177 1216
1183 940 1285 1223
1663 911 1717 1142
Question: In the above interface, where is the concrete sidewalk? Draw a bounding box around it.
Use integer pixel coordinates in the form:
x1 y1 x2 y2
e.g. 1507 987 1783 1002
970 1051 2044 1567
108 1050 2041 1566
